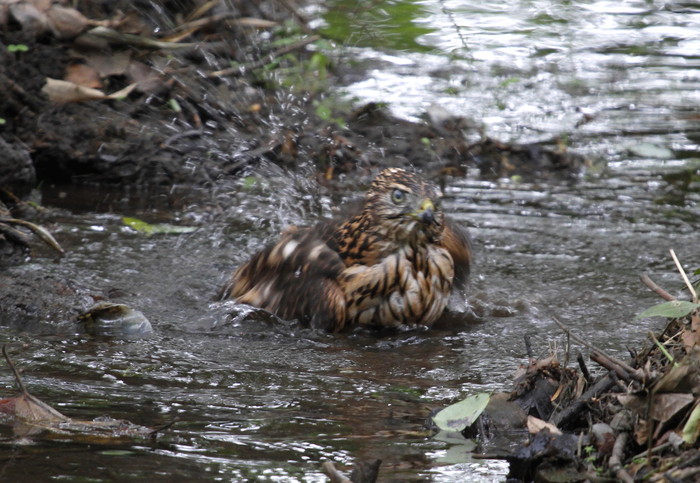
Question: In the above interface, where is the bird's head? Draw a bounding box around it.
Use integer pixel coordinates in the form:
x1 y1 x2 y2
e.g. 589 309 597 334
364 168 444 242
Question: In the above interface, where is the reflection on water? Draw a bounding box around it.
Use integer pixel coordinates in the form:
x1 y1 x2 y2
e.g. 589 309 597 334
2 1 700 481
330 0 700 160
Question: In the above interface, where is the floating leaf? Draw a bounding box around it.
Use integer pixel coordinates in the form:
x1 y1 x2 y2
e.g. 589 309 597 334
122 217 197 236
636 300 700 319
431 393 490 432
628 142 674 160
78 302 153 337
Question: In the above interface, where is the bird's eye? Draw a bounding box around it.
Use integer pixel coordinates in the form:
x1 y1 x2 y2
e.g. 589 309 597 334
391 189 406 204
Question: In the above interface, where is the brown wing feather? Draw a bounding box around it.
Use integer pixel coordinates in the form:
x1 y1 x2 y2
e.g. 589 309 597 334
441 217 472 289
219 228 347 331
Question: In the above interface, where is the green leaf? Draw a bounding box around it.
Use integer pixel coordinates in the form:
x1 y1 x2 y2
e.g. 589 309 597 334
431 393 490 432
99 449 136 456
167 98 182 113
122 217 197 236
636 300 700 319
683 402 700 445
7 44 29 53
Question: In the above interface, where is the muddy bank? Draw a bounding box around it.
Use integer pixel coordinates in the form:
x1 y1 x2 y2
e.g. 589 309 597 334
0 1 584 196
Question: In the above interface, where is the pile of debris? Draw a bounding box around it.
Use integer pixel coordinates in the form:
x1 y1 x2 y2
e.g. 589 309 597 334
500 262 700 481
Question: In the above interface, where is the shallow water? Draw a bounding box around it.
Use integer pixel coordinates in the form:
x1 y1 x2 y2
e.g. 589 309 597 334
2 1 700 481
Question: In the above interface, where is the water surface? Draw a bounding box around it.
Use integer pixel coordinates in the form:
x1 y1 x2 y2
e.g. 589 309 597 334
2 1 699 481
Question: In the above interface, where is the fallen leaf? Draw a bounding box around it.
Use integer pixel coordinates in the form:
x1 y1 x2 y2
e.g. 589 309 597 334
83 51 132 78
527 415 562 435
1 345 162 443
122 216 197 236
78 302 153 337
42 77 137 102
127 61 168 94
618 393 694 423
682 401 700 445
431 393 490 433
46 5 88 39
42 77 107 102
65 63 102 89
9 3 49 34
0 392 69 423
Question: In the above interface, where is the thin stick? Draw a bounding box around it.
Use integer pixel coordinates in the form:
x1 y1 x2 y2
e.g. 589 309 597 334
207 35 320 78
609 432 634 483
648 331 677 367
321 461 352 483
670 249 698 303
551 317 638 375
639 274 676 301
2 344 27 394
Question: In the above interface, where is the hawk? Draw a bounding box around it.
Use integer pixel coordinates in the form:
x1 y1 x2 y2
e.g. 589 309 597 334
219 168 472 332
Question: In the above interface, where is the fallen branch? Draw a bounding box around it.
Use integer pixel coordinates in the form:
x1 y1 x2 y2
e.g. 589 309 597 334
640 274 676 301
0 217 65 255
590 351 642 383
549 371 616 429
609 432 634 483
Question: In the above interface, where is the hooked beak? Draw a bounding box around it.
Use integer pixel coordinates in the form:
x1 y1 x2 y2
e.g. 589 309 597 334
414 199 436 224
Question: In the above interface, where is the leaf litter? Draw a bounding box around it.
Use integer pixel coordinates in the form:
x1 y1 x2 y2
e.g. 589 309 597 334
427 250 700 482
0 345 169 444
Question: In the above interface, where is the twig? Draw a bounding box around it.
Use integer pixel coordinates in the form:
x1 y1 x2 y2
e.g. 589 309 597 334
524 335 533 359
276 0 316 35
670 249 698 303
207 34 320 78
609 432 634 483
648 331 677 367
640 274 676 301
577 352 591 383
2 344 27 394
591 351 643 383
148 419 178 439
551 317 639 377
549 371 616 429
86 26 198 50
321 461 352 483
0 217 65 255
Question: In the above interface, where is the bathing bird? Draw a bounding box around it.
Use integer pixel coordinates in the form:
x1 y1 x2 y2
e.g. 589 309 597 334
219 168 472 331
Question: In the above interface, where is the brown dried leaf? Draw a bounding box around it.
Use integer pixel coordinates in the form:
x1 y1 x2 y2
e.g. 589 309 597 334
65 63 102 89
653 363 695 393
690 311 700 349
618 393 694 423
42 77 107 102
0 392 69 423
651 393 694 423
126 61 167 94
46 5 87 39
42 77 137 102
9 2 49 34
527 415 562 435
83 51 132 78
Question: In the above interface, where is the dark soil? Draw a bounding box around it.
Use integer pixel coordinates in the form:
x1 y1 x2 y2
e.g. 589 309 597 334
0 1 584 197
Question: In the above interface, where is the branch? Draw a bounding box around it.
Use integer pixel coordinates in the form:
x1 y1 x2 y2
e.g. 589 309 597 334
670 249 698 303
609 432 633 483
639 274 675 301
2 344 27 394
